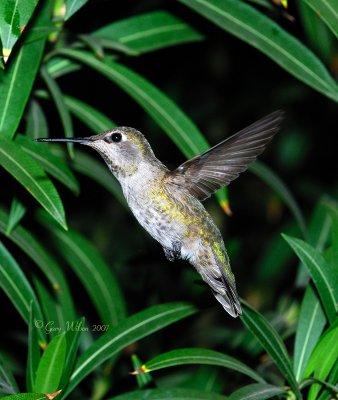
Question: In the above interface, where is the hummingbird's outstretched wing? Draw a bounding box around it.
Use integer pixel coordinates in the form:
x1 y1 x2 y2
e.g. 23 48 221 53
168 110 284 201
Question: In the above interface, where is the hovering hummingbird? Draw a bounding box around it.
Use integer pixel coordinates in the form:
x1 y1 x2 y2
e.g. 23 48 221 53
35 110 283 317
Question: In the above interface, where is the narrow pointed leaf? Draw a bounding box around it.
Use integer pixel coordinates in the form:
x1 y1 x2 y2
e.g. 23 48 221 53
110 388 227 400
0 208 76 323
65 0 88 21
34 333 67 393
0 0 53 138
40 66 74 158
178 0 338 103
0 242 45 343
140 348 264 383
39 214 126 326
25 99 49 139
64 95 116 132
6 198 26 236
304 321 338 399
59 318 84 388
56 49 229 206
131 355 153 389
283 234 338 323
249 161 307 237
92 10 203 54
297 1 335 63
65 302 196 396
240 301 300 398
304 0 338 39
26 303 41 392
293 285 326 380
227 383 287 400
0 139 67 229
16 134 80 194
0 0 39 61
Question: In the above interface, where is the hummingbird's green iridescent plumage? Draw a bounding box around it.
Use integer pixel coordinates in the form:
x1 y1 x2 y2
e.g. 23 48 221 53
34 111 283 317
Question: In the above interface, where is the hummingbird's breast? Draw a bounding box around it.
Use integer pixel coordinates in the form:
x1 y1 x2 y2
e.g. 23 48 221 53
122 171 221 254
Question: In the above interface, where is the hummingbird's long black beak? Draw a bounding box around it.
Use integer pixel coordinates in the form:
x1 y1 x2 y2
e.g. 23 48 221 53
33 137 92 144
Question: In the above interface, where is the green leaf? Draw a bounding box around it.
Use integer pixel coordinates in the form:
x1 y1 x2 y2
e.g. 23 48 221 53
296 200 331 286
304 321 338 399
227 383 287 400
0 353 18 396
297 1 335 63
138 348 264 383
249 161 307 237
293 285 326 381
0 0 39 60
303 0 338 39
65 0 88 21
6 198 26 236
33 277 65 338
0 241 45 343
34 333 66 393
59 318 83 388
131 355 153 389
16 134 80 194
65 302 196 396
0 0 53 138
91 10 203 54
1 395 47 400
110 388 227 400
25 99 49 139
178 0 338 103
40 66 74 158
71 150 127 209
64 95 116 132
55 49 228 207
39 214 126 326
240 301 300 398
26 303 41 392
283 234 338 323
0 139 67 229
0 207 76 324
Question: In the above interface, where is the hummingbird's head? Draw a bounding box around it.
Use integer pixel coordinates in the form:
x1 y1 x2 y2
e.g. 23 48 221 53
34 127 158 179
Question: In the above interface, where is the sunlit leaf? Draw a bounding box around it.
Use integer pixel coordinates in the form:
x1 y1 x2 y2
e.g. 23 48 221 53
6 198 26 236
0 139 67 230
65 0 88 21
64 302 196 396
16 134 80 194
293 285 326 380
283 234 338 323
92 10 203 54
303 0 338 39
0 0 39 61
241 301 300 398
138 348 264 383
0 242 45 343
34 333 66 393
0 0 53 138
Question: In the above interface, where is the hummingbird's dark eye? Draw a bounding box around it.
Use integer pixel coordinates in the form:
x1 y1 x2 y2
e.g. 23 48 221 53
111 132 122 143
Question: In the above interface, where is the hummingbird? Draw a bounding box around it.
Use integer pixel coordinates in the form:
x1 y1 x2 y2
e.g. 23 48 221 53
34 110 283 317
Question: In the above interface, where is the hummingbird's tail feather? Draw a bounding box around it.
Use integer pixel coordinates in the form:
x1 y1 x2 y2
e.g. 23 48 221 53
195 247 242 318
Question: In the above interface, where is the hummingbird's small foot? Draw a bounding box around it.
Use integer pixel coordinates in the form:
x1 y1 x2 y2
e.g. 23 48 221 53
163 242 181 262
